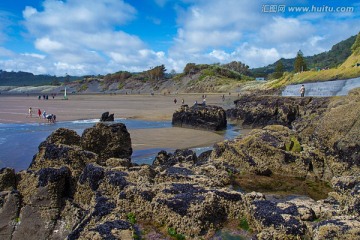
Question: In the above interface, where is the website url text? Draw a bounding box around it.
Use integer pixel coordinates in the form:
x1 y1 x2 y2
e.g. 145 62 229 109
262 5 354 13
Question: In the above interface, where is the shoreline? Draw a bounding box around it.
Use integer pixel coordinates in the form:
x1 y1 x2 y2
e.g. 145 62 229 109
0 94 238 157
0 93 238 123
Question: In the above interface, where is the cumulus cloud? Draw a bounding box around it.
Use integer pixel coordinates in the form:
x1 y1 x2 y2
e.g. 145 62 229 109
0 47 15 58
16 0 168 75
172 0 260 53
0 0 359 75
169 0 360 68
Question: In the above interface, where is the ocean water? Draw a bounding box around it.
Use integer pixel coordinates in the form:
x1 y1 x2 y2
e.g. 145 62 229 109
0 119 239 171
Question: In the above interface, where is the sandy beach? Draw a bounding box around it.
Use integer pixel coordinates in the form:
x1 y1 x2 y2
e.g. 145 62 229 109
0 93 240 151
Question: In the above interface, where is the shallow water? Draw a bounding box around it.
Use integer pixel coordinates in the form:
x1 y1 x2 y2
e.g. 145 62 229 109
0 119 239 171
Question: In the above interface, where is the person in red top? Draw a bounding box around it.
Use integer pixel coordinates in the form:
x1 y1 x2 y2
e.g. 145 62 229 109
38 109 42 119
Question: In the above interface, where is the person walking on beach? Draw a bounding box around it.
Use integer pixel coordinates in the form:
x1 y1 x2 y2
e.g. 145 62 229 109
174 98 177 104
28 107 33 118
38 109 42 118
300 84 305 97
181 98 184 104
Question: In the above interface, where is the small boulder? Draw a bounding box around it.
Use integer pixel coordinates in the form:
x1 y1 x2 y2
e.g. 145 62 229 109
153 149 197 168
81 123 132 161
100 112 114 122
0 168 16 191
44 128 81 146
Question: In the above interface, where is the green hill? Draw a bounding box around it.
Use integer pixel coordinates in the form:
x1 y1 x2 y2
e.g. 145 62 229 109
0 70 78 86
260 32 360 91
250 34 357 78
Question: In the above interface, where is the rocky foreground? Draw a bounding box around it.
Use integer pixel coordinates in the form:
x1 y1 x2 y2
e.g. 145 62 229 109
1 90 360 239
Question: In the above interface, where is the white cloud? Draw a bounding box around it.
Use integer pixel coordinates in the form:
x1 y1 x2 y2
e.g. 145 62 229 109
0 47 15 57
169 0 360 69
16 0 170 75
1 0 359 75
233 44 281 67
21 53 46 59
35 37 63 52
23 6 37 19
172 0 260 53
23 0 136 33
259 17 315 44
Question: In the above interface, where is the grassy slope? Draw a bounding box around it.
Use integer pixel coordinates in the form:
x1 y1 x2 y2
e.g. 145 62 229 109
260 33 360 91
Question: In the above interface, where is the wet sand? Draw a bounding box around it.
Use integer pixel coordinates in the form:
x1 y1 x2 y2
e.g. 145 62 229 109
0 93 239 150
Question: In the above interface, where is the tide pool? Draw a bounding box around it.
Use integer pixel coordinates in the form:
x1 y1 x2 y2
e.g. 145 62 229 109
0 119 239 171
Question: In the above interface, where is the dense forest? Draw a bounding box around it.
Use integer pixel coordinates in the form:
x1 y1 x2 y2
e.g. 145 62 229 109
250 34 357 78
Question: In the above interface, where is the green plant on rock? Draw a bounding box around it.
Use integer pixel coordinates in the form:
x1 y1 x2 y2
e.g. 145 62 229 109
78 83 88 92
127 212 137 224
168 227 185 240
285 136 302 153
118 82 125 90
132 231 140 240
239 217 250 231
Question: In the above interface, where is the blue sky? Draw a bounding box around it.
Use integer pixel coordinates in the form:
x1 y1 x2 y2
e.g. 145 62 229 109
0 0 359 76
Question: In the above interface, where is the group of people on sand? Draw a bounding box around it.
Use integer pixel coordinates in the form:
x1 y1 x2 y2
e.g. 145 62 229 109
28 107 56 123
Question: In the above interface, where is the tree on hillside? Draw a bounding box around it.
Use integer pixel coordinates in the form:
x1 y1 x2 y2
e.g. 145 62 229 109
294 50 307 73
183 63 197 75
146 65 166 80
222 61 250 75
273 61 284 79
51 79 60 86
103 71 132 85
351 32 360 54
64 74 69 84
170 69 177 76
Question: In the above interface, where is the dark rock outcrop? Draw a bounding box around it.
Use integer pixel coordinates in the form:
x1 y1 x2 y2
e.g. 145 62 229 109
172 104 227 131
0 168 16 191
211 125 325 179
153 149 198 168
226 95 330 129
44 128 81 146
223 90 360 181
29 142 98 177
329 175 360 216
100 111 114 122
81 123 132 161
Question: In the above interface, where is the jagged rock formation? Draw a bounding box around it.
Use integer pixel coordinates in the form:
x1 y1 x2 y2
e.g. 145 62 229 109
226 95 330 129
223 89 360 182
81 122 132 162
1 144 359 239
1 89 360 239
100 111 114 122
172 104 227 131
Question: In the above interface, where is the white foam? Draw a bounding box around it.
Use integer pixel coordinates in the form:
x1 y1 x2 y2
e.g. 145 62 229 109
67 118 126 124
0 137 6 145
69 119 100 124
